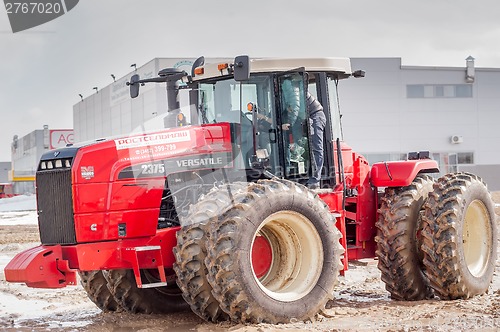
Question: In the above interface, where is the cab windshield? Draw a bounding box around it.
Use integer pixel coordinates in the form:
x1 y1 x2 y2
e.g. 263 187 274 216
197 76 273 125
196 76 277 170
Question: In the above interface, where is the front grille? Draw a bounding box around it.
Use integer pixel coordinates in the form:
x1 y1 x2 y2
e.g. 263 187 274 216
36 169 76 244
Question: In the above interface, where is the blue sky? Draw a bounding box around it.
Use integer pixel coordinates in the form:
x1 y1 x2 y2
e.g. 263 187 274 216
0 0 499 160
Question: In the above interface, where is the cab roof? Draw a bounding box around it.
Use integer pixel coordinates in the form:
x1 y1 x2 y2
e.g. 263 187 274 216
192 57 353 81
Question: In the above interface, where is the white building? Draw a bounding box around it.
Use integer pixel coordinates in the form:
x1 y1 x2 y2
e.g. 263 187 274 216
0 162 10 183
341 57 499 189
11 126 73 194
73 57 500 190
73 58 228 142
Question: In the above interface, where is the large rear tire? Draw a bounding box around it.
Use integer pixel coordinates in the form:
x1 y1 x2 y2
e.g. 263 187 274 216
173 184 246 322
421 172 497 299
79 270 121 312
205 179 344 324
375 175 434 300
104 269 188 314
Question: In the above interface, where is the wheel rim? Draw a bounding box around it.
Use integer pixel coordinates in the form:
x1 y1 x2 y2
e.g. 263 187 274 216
251 234 273 279
250 210 323 302
463 199 492 277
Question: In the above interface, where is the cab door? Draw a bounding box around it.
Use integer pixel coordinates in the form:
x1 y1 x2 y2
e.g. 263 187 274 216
277 72 312 181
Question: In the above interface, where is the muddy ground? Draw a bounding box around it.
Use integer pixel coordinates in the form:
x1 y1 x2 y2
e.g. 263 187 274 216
1 195 500 331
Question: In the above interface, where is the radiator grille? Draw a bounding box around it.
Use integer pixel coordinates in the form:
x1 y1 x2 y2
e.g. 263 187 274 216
36 169 76 244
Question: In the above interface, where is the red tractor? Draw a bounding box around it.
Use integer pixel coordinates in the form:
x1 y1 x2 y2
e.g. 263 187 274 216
5 56 497 324
0 183 14 198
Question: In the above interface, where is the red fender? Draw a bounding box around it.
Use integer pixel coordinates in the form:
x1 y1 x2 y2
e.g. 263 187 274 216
370 160 439 187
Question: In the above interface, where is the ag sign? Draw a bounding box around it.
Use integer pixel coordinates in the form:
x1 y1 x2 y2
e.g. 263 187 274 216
50 130 74 149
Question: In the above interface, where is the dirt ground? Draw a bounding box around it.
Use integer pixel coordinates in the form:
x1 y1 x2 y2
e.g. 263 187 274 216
0 225 39 245
1 194 500 331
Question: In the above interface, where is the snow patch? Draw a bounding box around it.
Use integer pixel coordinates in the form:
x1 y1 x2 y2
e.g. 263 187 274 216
0 211 38 225
0 195 36 212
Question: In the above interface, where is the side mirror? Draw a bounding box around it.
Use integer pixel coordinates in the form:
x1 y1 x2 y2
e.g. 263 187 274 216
352 70 365 78
191 56 205 77
234 55 250 81
129 74 140 98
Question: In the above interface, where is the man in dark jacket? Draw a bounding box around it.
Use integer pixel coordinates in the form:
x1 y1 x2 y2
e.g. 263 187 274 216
306 92 326 189
282 80 326 189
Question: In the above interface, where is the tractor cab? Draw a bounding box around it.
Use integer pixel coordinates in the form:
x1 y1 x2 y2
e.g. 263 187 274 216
129 56 359 189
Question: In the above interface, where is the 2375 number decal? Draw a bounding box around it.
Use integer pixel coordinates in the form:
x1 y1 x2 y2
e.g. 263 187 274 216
141 164 165 175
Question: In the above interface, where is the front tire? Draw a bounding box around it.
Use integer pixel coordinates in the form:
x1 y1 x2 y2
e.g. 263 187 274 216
205 179 344 324
173 184 247 322
104 269 188 314
79 270 121 312
421 172 497 299
375 175 434 300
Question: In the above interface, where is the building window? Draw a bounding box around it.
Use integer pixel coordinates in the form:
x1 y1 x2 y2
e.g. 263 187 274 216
362 152 474 175
407 85 424 98
457 152 474 164
435 85 444 97
455 85 473 98
407 84 472 98
362 153 408 165
430 152 474 174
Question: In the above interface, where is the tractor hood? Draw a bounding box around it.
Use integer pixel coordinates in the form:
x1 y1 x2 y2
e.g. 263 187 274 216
37 123 233 184
34 123 234 246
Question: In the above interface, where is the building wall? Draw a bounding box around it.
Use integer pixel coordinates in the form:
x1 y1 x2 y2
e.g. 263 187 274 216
341 58 500 190
0 162 10 183
74 59 165 142
74 57 229 142
11 127 73 194
11 129 43 194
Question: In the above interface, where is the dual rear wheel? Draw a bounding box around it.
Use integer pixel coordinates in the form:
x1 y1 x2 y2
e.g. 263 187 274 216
376 173 497 301
421 173 497 299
